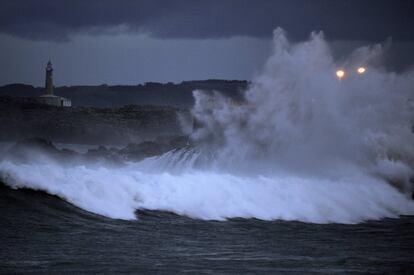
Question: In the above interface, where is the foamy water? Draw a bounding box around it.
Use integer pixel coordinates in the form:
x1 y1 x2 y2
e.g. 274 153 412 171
0 156 413 223
1 28 414 223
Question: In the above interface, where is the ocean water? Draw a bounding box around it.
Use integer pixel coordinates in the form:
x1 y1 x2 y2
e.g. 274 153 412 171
1 184 413 274
1 29 414 273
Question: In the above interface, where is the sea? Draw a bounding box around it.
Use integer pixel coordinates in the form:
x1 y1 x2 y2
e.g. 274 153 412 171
1 183 413 274
2 29 414 274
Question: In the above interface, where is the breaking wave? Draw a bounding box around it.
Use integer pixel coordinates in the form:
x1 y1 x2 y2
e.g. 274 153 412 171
0 155 412 224
1 28 414 224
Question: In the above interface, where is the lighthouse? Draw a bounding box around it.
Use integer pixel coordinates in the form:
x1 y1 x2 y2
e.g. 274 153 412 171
45 61 54 95
37 61 71 107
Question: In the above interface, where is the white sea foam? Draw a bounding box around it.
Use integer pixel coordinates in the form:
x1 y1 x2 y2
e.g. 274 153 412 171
0 158 412 223
1 28 414 223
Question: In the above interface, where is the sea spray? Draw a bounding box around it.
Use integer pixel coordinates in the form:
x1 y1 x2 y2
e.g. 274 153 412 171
1 28 414 223
191 28 414 184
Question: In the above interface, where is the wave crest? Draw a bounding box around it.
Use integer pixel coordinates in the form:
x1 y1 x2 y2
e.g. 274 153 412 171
1 28 414 223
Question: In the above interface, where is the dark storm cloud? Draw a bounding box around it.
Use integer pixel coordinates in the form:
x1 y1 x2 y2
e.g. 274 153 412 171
1 0 413 41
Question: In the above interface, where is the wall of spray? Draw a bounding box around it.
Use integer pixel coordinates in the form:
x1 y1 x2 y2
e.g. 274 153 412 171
1 28 414 223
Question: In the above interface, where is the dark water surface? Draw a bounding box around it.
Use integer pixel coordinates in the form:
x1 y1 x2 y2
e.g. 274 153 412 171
1 184 413 274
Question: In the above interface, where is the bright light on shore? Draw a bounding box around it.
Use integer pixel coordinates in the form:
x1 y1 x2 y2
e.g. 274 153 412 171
357 67 366 74
336 69 345 79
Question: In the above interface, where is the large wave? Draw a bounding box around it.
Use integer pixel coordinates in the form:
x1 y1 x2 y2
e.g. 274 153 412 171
1 29 414 223
1 155 412 224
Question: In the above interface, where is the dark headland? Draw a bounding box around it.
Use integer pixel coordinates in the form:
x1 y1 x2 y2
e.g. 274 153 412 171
0 80 247 108
0 80 247 147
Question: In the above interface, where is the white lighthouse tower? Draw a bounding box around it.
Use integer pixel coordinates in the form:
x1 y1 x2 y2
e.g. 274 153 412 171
38 61 71 107
45 61 54 95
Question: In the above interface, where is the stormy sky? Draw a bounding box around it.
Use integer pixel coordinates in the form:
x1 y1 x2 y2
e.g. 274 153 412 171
1 0 413 86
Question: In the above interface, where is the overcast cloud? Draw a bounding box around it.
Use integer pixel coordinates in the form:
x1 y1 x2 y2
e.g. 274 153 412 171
1 0 413 42
0 0 413 86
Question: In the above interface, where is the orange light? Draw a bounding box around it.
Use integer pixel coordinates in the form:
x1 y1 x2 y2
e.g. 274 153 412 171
357 67 366 74
336 69 345 79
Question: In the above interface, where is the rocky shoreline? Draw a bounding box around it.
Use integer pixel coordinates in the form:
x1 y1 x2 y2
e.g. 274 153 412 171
0 96 191 145
2 137 189 165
